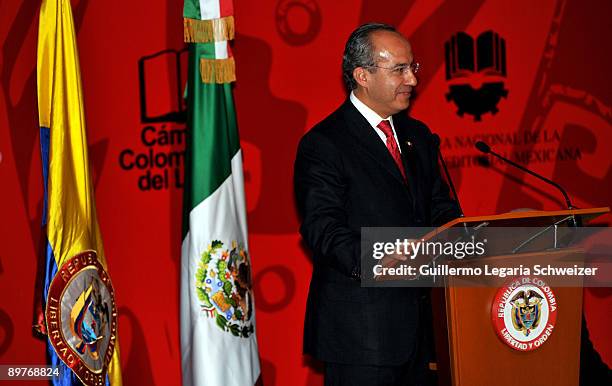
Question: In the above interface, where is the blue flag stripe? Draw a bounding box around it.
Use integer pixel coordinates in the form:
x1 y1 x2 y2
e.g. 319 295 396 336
40 126 50 226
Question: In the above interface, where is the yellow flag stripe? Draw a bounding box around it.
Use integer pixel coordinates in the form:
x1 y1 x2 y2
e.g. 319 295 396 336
37 1 123 385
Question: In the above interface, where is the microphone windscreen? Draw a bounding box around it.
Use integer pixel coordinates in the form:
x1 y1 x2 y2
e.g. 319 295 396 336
475 141 491 154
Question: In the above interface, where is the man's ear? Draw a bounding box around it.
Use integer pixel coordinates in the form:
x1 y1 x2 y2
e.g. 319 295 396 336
353 67 369 88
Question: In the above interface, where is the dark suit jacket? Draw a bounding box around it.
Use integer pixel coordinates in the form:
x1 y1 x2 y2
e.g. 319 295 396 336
294 99 459 366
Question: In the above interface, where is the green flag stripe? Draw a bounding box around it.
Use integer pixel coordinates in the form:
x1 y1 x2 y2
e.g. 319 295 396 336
182 42 240 235
183 0 201 20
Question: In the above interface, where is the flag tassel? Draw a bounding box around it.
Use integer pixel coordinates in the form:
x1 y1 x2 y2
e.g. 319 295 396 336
184 16 235 43
200 57 236 84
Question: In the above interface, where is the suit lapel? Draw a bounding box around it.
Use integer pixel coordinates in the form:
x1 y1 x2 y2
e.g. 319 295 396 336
340 100 410 190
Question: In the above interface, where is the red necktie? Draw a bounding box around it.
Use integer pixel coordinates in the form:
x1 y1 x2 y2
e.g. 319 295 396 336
377 120 407 181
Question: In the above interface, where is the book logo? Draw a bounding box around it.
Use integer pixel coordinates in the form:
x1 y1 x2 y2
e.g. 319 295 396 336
138 49 188 123
445 31 509 121
117 49 188 192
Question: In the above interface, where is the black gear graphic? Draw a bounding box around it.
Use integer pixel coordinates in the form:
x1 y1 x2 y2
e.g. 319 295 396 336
446 82 509 121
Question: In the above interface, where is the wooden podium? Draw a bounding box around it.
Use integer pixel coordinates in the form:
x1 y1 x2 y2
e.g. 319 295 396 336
429 207 610 386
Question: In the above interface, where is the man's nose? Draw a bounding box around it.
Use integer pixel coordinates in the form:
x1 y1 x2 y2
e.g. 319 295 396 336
404 70 417 86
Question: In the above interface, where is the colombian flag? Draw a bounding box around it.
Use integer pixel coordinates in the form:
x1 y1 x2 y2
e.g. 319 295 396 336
37 0 122 385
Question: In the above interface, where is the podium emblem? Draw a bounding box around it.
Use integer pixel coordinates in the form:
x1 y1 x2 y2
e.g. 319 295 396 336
491 277 558 351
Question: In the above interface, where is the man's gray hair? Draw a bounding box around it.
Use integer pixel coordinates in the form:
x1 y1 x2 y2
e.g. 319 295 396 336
342 23 397 91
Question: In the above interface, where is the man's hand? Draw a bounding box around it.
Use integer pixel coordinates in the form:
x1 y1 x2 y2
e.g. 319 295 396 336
381 252 407 268
372 239 437 282
374 239 419 281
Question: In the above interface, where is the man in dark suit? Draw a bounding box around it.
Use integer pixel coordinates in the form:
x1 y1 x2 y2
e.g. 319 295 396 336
294 23 460 386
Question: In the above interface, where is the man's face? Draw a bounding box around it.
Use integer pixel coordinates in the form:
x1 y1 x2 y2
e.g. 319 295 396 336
357 31 418 118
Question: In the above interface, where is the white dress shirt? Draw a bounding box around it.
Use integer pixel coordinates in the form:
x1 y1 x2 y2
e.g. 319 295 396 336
349 91 402 153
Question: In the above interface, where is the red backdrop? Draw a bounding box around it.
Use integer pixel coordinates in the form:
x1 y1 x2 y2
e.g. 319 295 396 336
1 0 610 385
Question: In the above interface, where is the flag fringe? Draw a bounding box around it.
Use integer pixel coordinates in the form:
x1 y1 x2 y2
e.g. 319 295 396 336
200 57 236 84
184 16 235 43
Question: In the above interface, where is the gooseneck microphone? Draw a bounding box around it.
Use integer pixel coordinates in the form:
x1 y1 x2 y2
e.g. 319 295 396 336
474 141 574 209
432 134 464 217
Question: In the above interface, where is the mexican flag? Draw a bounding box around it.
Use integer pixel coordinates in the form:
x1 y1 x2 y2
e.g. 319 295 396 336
180 1 260 385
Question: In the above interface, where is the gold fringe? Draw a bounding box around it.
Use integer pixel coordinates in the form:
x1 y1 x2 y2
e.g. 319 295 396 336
200 57 236 84
184 16 235 43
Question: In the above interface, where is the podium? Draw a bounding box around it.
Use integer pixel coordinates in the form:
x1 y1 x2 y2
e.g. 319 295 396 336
429 207 610 386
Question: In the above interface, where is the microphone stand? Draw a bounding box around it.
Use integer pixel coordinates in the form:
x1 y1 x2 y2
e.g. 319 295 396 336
432 134 464 217
474 141 580 226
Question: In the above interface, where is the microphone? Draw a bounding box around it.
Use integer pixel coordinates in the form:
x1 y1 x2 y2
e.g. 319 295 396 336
432 134 464 217
474 140 574 209
474 141 491 154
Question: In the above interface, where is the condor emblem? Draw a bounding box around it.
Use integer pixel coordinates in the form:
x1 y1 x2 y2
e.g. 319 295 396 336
491 277 557 351
46 251 117 385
